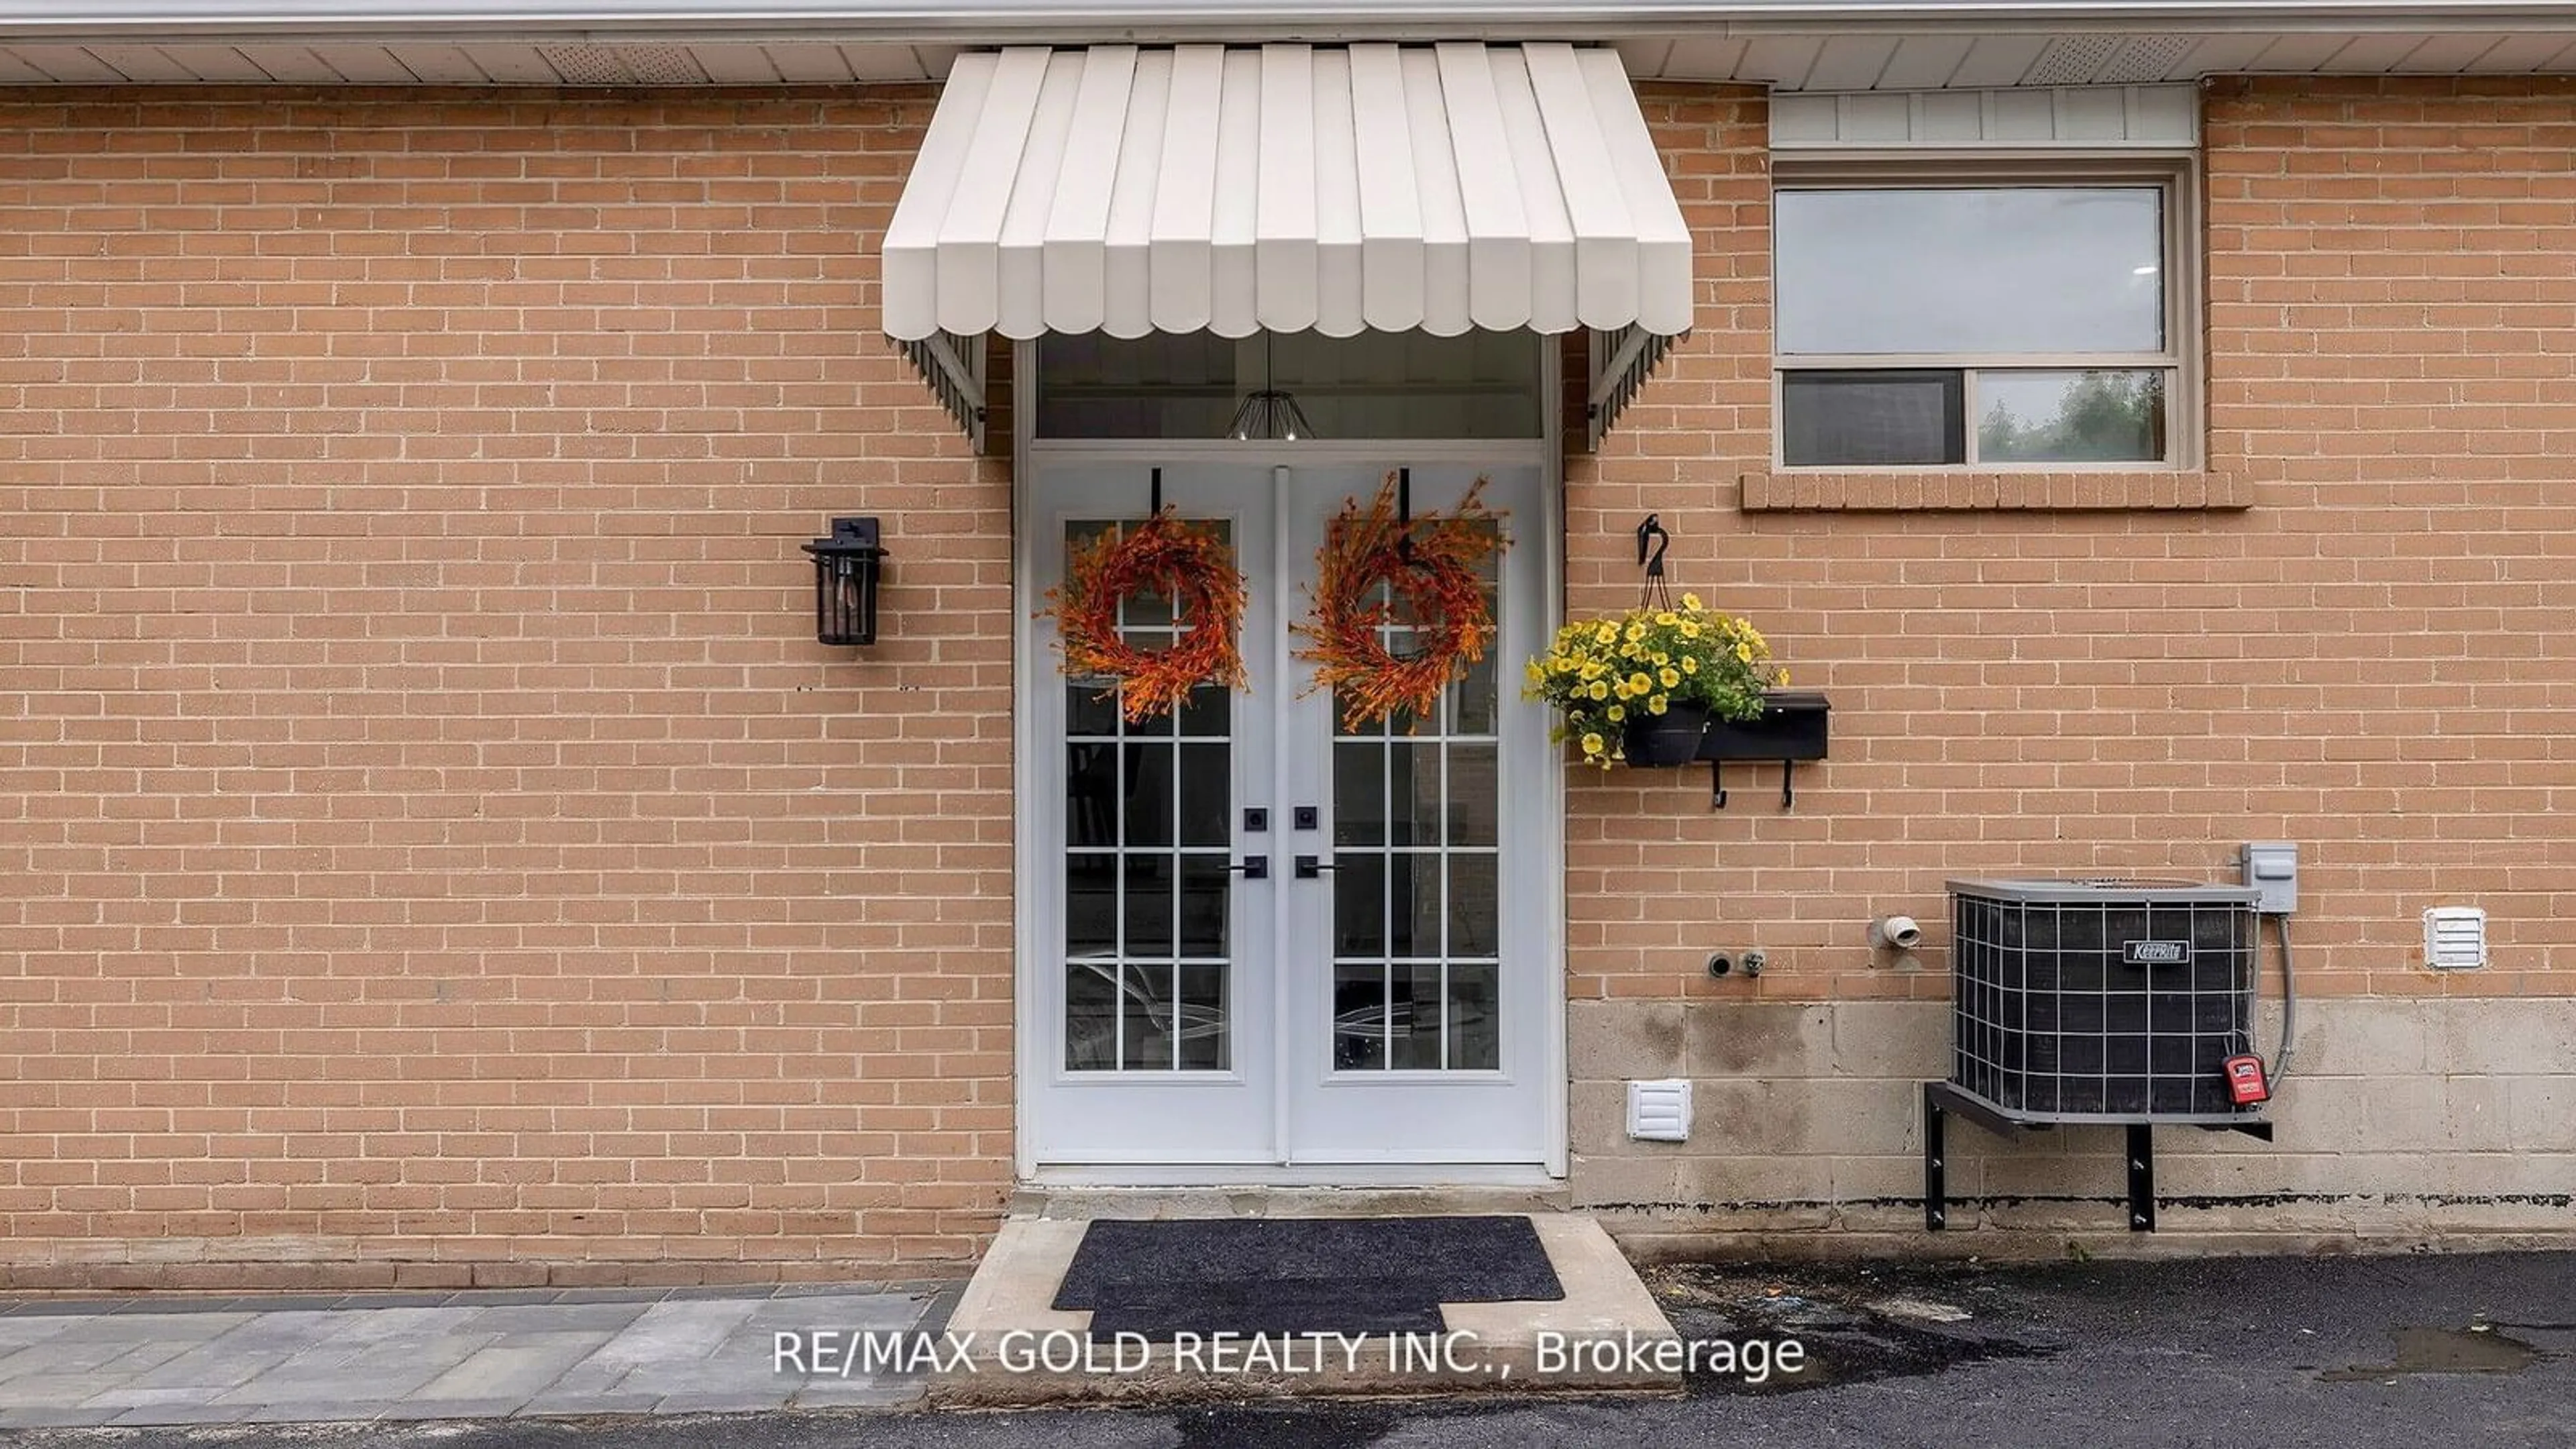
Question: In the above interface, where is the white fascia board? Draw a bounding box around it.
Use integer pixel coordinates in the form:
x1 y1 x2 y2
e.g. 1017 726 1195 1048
9 1 2576 43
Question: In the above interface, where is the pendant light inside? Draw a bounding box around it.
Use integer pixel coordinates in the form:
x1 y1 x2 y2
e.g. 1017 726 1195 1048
1225 334 1317 441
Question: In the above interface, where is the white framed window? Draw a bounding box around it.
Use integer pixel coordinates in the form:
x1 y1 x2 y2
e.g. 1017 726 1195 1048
1772 158 2197 470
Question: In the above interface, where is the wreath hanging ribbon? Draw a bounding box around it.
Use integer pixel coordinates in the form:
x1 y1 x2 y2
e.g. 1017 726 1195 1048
1293 473 1505 733
1045 510 1250 726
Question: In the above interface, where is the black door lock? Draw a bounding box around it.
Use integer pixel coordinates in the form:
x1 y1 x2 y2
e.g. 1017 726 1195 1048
1294 855 1337 879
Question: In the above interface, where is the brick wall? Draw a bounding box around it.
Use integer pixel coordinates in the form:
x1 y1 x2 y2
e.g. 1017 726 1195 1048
1566 78 2576 1237
1570 76 2576 1006
0 89 1014 1288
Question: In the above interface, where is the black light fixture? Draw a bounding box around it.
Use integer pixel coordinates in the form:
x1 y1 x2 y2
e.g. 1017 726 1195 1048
1225 331 1316 441
802 517 886 646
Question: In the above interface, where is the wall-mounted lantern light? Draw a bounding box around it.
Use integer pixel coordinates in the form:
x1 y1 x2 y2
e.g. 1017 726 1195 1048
802 517 886 646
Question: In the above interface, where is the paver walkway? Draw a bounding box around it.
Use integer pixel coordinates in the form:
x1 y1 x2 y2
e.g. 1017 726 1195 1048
0 1283 945 1429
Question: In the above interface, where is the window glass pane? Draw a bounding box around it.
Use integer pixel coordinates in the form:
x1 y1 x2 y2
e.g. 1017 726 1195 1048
1037 332 1239 438
1782 370 1964 467
1267 329 1542 439
1776 187 2165 356
1036 329 1542 439
1977 369 2168 464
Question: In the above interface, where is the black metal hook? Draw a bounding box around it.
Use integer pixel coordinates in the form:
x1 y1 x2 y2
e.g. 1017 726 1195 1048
1637 514 1670 578
1149 467 1163 515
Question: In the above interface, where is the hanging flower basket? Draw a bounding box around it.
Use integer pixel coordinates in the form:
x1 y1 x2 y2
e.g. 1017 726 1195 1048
1044 510 1249 725
1293 473 1506 733
1525 591 1787 769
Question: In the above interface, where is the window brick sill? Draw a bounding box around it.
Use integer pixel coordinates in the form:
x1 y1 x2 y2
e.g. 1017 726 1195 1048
1738 470 2251 513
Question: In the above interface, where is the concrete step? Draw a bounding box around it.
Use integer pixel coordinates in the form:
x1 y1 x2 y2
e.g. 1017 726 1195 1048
930 1214 1678 1406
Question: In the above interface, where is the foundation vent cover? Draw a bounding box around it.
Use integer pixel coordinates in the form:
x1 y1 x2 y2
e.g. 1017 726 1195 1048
2424 907 2488 971
1625 1080 1692 1142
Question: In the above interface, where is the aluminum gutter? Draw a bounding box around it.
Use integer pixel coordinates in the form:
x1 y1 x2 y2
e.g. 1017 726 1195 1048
9 1 2576 42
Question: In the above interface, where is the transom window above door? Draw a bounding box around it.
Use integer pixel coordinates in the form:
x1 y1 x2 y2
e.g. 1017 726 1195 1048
1033 329 1546 441
1772 165 2194 470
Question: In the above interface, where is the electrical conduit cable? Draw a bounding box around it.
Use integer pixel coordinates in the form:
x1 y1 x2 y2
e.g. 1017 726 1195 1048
2270 914 2298 1086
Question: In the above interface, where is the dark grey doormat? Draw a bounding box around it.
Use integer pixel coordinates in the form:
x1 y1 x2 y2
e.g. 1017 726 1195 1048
1051 1215 1564 1338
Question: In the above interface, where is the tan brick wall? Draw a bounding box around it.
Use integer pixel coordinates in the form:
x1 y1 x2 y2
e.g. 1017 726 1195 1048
1570 76 2576 1010
0 89 1013 1288
1566 77 2576 1238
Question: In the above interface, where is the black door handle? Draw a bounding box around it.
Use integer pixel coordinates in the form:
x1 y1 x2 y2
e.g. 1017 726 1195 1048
1229 856 1269 881
1295 855 1338 879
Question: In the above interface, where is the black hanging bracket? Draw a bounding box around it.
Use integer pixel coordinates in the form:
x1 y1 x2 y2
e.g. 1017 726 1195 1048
1149 466 1163 515
1636 514 1670 578
1395 467 1414 562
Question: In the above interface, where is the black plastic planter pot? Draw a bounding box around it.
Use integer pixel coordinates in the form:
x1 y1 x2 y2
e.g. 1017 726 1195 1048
1620 702 1711 767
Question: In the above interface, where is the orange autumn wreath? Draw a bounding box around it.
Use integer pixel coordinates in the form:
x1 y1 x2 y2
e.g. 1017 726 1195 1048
1293 474 1505 733
1046 511 1249 725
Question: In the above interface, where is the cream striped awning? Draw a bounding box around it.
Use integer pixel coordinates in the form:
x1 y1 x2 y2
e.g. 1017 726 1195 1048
881 42 1695 342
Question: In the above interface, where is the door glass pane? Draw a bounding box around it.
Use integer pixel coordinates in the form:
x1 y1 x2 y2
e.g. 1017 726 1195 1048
1178 964 1230 1071
1775 186 2165 355
1122 963 1177 1071
1976 369 2168 464
1332 743 1384 846
1446 745 1499 847
1447 965 1501 1071
1389 745 1440 846
1066 963 1118 1071
1122 743 1174 847
1177 854 1230 957
1061 517 1234 1074
1389 965 1446 1070
1332 965 1386 1070
1326 513 1505 1074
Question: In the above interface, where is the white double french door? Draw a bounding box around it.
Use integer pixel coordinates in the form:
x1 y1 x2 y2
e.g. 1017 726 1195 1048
1024 457 1555 1172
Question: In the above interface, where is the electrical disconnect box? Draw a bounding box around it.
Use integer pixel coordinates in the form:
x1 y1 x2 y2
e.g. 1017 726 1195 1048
2240 842 2298 916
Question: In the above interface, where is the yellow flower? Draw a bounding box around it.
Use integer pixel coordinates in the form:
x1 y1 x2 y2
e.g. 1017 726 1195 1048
1659 667 1681 689
1579 732 1605 757
1623 623 1646 644
1736 643 1754 663
1524 661 1546 686
1619 643 1644 661
1679 621 1701 639
1595 623 1618 645
1580 661 1604 681
1778 667 1791 687
1587 680 1609 700
1648 694 1670 714
1628 672 1653 694
1651 651 1670 666
1680 592 1703 611
1605 704 1625 722
1682 656 1700 676
1654 611 1678 627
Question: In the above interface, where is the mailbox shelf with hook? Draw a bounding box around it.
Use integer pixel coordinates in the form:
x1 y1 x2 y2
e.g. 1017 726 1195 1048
1697 691 1831 809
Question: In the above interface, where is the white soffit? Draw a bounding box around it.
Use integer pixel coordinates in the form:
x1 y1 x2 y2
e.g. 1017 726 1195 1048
1770 84 2200 148
879 42 1695 341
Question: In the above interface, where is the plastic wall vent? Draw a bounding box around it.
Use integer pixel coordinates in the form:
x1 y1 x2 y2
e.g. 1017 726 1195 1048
1626 1080 1692 1142
2424 907 2488 971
